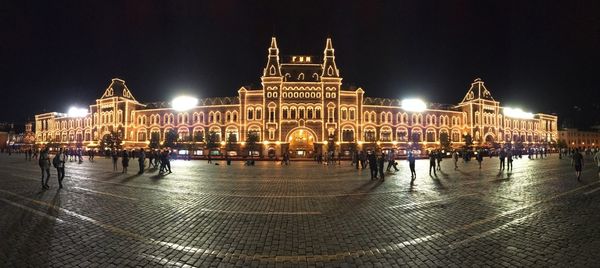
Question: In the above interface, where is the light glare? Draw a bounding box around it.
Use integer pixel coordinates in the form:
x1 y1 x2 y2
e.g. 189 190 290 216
401 98 427 112
504 107 533 119
68 107 88 117
172 96 198 111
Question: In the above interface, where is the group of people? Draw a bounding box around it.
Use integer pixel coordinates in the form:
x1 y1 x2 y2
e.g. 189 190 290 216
37 147 66 189
111 149 173 175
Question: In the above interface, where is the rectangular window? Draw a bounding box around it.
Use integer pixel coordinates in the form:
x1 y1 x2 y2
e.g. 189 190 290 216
349 110 355 120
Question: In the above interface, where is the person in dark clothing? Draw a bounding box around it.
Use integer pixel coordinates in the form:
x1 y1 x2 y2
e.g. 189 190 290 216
367 152 378 180
499 149 506 170
429 151 437 176
436 151 443 171
39 148 51 189
163 150 172 173
112 150 119 171
122 150 129 173
377 153 385 181
54 148 66 188
572 149 584 181
408 152 416 181
476 150 483 169
360 151 367 169
138 149 145 174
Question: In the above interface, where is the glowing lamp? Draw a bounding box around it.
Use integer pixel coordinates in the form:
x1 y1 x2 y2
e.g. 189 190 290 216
503 107 534 119
220 141 226 146
68 107 88 117
401 99 426 112
172 96 198 111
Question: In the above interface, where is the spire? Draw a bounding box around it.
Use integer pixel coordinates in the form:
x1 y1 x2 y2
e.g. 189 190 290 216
321 38 339 78
100 78 137 101
460 77 495 103
263 37 281 77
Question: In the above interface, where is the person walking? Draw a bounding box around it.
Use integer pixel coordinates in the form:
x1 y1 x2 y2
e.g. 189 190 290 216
53 148 66 188
359 151 367 169
507 150 513 171
453 151 459 170
594 149 600 179
122 150 129 173
572 149 584 181
429 151 437 176
377 153 385 181
38 148 51 189
436 150 443 171
386 150 399 172
408 152 416 182
367 151 378 180
112 150 119 171
476 150 483 169
164 150 172 173
499 149 506 170
138 149 146 175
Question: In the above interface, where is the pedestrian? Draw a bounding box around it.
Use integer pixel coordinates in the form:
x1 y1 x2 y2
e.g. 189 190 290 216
53 148 66 188
138 149 145 174
112 150 119 171
408 151 416 181
429 151 437 176
377 153 385 181
594 149 600 179
38 147 51 189
499 149 506 170
453 151 459 170
507 150 513 171
572 149 584 181
367 151 378 180
359 151 367 169
436 150 443 171
163 150 172 173
386 150 399 172
476 150 483 169
122 150 129 173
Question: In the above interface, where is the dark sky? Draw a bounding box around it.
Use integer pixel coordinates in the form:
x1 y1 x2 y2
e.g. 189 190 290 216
2 0 600 128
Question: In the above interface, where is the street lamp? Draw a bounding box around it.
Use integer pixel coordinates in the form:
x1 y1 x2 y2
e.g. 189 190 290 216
401 98 426 112
68 107 88 117
172 96 198 111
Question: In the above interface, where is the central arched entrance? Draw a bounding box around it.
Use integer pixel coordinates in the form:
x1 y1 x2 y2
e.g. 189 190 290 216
286 128 316 158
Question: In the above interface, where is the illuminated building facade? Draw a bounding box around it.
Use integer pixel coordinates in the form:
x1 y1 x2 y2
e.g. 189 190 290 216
34 37 558 157
558 129 600 149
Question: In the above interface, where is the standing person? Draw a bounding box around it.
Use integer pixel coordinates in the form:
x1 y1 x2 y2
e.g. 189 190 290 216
53 148 66 188
386 150 399 172
207 153 212 164
121 150 129 173
499 149 506 170
476 150 483 169
429 151 437 176
112 150 119 171
453 151 459 170
507 150 514 171
436 150 443 171
594 149 600 179
377 153 385 181
359 151 366 169
163 150 172 173
572 149 584 181
138 149 146 174
148 150 155 168
38 148 51 189
352 150 358 168
408 151 416 181
367 151 378 180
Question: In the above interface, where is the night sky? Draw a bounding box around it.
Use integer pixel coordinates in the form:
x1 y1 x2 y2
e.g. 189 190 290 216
2 0 600 128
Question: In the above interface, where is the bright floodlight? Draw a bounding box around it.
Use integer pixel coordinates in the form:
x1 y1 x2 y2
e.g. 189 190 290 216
68 107 88 117
172 96 198 111
504 107 533 119
401 98 427 112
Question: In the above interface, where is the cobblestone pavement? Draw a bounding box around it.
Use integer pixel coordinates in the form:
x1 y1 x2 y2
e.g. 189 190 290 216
1 153 600 267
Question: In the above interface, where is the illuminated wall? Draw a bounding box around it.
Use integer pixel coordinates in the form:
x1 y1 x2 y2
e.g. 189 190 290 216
34 38 558 156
